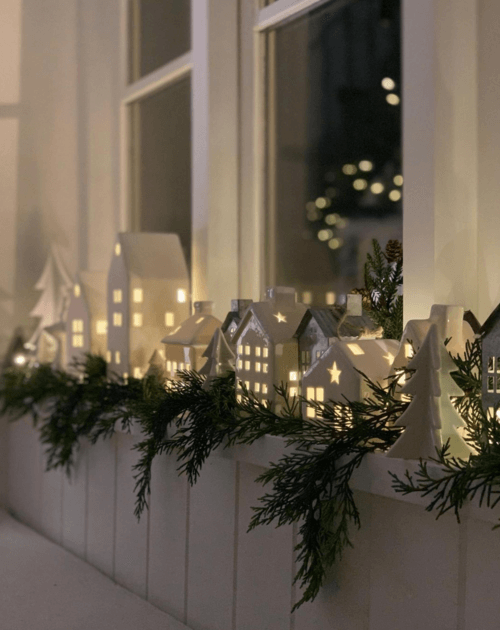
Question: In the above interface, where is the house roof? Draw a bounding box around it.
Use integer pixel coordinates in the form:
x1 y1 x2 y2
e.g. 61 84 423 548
294 307 377 340
232 300 307 345
117 233 188 281
79 271 107 319
162 312 222 346
305 338 399 382
480 303 500 336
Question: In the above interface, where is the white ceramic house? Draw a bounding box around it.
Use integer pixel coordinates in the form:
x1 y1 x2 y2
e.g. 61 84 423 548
65 271 108 368
220 299 253 344
302 338 399 419
231 286 307 408
107 233 189 378
161 301 221 379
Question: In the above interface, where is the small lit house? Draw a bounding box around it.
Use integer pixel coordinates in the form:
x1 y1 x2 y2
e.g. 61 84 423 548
302 338 399 419
161 301 221 379
66 271 108 368
107 233 189 378
480 303 500 413
231 286 307 408
220 299 253 344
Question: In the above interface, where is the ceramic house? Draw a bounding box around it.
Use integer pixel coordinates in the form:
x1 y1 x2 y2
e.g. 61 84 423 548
107 232 190 378
302 338 399 419
294 294 379 375
161 301 221 380
220 299 253 344
66 271 107 369
480 303 500 414
231 286 307 408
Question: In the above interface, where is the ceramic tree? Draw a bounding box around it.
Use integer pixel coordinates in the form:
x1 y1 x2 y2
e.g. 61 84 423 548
145 348 167 383
27 244 73 350
199 327 235 390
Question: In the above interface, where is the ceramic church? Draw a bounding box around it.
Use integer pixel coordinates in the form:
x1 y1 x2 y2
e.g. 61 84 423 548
231 286 307 409
302 338 399 419
65 271 107 368
161 301 222 380
107 232 189 378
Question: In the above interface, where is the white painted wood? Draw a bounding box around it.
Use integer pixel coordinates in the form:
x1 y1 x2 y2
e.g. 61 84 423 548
122 53 192 104
86 435 117 578
40 464 63 545
256 0 352 31
147 452 189 622
61 442 88 559
402 0 478 323
293 491 372 630
114 432 149 598
235 462 293 630
369 495 460 630
187 457 236 630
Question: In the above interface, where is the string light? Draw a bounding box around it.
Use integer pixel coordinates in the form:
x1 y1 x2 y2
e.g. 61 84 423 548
371 183 385 194
394 175 403 186
358 160 373 172
381 77 396 91
386 94 400 106
328 238 343 249
389 189 401 201
342 164 357 175
353 178 368 191
318 229 333 241
325 213 339 225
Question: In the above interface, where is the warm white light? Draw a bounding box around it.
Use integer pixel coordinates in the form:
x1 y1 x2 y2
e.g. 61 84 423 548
325 291 336 305
106 351 111 363
73 284 81 297
263 348 269 358
315 197 329 209
318 229 333 241
404 344 414 359
394 175 403 186
13 354 26 366
496 408 500 421
306 407 315 419
256 362 261 372
115 351 121 364
342 164 357 175
306 387 315 399
167 360 172 372
328 361 341 384
262 383 268 394
389 189 401 202
255 347 261 357
289 371 298 381
237 359 243 369
316 387 324 402
237 344 243 354
177 289 187 303
72 319 84 333
114 243 121 256
263 363 268 373
133 367 142 378
245 345 251 355
255 383 260 393
273 312 287 323
133 288 143 303
353 178 368 191
245 360 250 370
165 312 174 327
386 93 400 106
113 312 122 327
381 77 396 91
289 387 298 397
302 291 312 304
347 343 365 355
325 213 339 225
132 313 143 327
371 182 385 194
96 320 107 335
195 317 205 324
328 238 342 250
358 160 373 172
113 289 122 303
383 352 394 364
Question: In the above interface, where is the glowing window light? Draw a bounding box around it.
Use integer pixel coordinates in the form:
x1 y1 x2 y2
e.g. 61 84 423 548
325 291 336 305
386 93 400 106
114 243 121 256
123 373 129 383
115 351 121 364
290 387 298 397
73 284 81 297
186 364 191 371
133 367 142 378
255 382 260 393
307 407 315 418
237 394 242 403
371 183 385 195
165 312 174 327
96 320 107 335
256 362 261 372
353 178 368 191
347 343 365 355
342 164 357 175
72 335 84 348
173 361 178 371
307 387 315 399
167 360 172 371
133 313 143 327
245 345 251 355
263 348 269 358
302 291 312 304
72 319 84 333
404 344 414 359
180 362 184 370
113 289 122 303
262 383 268 394
106 351 111 363
177 289 187 303
358 160 373 172
316 387 324 402
113 312 122 327
389 189 402 202
328 238 342 250
289 371 298 381
237 359 243 369
245 360 250 370
245 381 250 390
237 345 243 354
381 77 396 91
394 175 403 186
263 364 268 373
133 288 143 303
255 347 261 357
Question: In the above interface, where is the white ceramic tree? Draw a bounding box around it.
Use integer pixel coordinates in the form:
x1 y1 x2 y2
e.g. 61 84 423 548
200 327 235 390
145 349 167 383
27 245 73 348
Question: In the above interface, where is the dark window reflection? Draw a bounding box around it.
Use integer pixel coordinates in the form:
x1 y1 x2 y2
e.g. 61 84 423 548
268 0 401 304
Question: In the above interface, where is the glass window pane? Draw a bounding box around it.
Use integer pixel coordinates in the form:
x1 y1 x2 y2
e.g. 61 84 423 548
267 0 401 303
129 0 190 83
130 76 191 269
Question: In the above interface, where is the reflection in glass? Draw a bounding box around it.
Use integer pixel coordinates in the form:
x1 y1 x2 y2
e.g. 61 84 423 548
267 0 401 304
129 77 191 268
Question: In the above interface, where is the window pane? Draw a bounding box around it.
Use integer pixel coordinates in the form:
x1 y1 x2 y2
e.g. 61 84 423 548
130 77 191 269
129 0 190 82
267 0 401 303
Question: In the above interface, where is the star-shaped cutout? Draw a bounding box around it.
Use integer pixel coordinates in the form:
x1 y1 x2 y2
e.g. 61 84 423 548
328 361 341 384
383 352 394 364
274 312 287 323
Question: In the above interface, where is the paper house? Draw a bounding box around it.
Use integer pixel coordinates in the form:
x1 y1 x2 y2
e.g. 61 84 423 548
220 299 253 344
66 271 107 368
231 286 307 408
161 301 221 379
302 338 399 419
294 297 379 375
107 233 190 378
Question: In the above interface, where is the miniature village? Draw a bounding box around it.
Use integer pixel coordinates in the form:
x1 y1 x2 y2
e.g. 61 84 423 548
15 232 500 461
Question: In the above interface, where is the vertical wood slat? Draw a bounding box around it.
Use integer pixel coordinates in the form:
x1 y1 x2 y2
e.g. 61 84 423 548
61 442 88 558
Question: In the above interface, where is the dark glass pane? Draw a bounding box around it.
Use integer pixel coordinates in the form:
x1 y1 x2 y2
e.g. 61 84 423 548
129 0 190 82
130 77 191 268
268 0 401 304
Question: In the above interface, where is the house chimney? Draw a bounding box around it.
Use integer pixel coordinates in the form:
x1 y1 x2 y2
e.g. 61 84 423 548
194 301 213 314
264 286 296 308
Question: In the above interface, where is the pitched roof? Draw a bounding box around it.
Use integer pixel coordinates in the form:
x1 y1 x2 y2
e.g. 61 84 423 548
162 312 222 346
294 307 377 339
232 301 307 344
117 233 188 280
480 303 500 336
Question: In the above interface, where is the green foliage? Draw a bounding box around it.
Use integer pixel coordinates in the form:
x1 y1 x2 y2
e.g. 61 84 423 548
362 239 403 339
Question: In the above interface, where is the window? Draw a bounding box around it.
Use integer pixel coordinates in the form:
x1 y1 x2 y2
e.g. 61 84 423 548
113 289 122 303
263 347 269 358
289 371 298 381
255 346 261 356
264 0 401 299
256 362 261 372
245 345 251 355
113 313 123 327
237 345 243 355
488 356 495 372
245 360 251 371
73 284 81 297
133 288 143 303
115 243 121 256
167 360 172 372
165 312 175 327
255 382 261 392
238 359 243 369
177 289 187 303
263 363 268 373
72 319 84 333
262 383 268 394
115 351 121 364
106 351 112 363
72 334 84 348
306 386 325 417
133 313 143 327
133 367 142 378
96 320 108 335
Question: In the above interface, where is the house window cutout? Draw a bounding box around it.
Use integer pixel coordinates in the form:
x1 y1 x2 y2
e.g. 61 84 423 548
177 289 187 303
73 284 81 297
72 334 84 348
133 288 143 303
115 351 121 364
113 290 122 303
165 312 174 327
133 313 143 327
96 320 107 335
72 319 84 333
113 312 123 327
115 243 121 256
347 343 364 355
